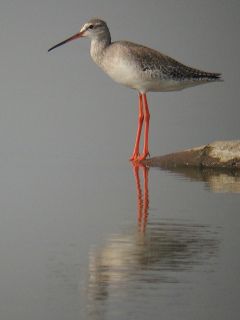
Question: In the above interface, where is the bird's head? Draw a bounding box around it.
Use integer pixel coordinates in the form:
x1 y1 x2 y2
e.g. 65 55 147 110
48 18 109 52
79 18 109 39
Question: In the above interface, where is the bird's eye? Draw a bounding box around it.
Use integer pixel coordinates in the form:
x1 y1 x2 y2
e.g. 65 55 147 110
88 25 94 30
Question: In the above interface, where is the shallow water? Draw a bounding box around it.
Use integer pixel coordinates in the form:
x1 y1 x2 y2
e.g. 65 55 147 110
0 153 239 320
1 0 240 319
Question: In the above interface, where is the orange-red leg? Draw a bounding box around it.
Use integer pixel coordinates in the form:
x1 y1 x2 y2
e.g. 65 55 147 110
130 93 144 161
138 93 150 161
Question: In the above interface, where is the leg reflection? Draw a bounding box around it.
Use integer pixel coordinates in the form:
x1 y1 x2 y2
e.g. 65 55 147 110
132 162 149 232
85 165 220 318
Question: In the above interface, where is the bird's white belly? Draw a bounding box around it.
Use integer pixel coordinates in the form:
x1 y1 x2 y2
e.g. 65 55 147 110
101 58 202 93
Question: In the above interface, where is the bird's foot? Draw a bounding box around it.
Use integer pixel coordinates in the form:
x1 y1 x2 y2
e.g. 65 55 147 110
130 152 150 162
137 151 150 161
129 153 140 162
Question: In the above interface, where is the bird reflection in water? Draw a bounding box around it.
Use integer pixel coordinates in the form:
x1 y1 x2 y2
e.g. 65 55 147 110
132 162 149 233
86 164 219 319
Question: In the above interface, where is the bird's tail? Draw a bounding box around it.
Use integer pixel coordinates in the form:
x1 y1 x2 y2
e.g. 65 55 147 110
190 69 222 81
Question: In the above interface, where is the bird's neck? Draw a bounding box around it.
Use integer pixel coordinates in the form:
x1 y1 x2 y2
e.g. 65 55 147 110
90 33 111 66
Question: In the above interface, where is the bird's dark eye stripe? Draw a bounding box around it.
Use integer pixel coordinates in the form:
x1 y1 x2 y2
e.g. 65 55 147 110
88 25 94 29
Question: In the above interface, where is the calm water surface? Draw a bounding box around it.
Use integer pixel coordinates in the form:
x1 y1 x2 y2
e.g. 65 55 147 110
0 153 239 320
1 0 239 319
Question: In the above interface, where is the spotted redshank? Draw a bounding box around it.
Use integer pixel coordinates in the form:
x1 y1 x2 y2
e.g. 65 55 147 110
48 18 221 161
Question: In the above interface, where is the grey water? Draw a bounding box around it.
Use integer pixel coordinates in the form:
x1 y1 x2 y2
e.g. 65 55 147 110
1 1 240 319
0 152 239 320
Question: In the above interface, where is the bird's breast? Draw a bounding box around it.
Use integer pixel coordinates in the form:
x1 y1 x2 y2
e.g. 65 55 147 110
101 56 141 90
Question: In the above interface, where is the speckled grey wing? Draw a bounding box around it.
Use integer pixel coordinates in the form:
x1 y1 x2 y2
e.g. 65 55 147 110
120 41 221 82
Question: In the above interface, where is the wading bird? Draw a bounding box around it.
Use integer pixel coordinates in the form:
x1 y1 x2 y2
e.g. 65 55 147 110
48 18 221 161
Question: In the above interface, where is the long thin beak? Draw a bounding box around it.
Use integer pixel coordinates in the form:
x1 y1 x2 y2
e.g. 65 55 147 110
48 31 84 52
